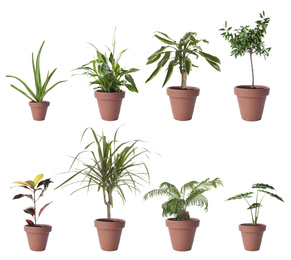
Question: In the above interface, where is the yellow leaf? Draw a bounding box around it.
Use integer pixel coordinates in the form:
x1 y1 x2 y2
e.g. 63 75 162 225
13 181 34 188
34 174 44 186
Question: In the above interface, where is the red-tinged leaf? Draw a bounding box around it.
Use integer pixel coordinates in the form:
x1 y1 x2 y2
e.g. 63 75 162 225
26 219 35 226
37 178 53 190
39 201 53 216
24 207 35 216
13 194 25 200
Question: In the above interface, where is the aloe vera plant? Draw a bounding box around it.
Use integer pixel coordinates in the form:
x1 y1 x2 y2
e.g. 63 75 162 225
145 31 221 89
11 174 53 226
74 29 139 93
144 178 223 221
6 41 66 102
55 127 150 220
226 183 283 225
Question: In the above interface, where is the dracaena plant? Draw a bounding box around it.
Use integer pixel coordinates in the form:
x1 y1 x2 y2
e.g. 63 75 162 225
220 11 271 88
145 31 221 89
226 183 284 225
144 178 223 221
6 41 67 103
55 127 150 220
11 174 53 226
74 29 139 93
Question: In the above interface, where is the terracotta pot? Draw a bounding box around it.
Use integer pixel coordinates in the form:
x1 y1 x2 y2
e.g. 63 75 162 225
167 87 200 121
24 224 52 251
94 218 125 251
239 223 266 251
94 90 125 121
166 218 200 251
234 85 270 121
29 101 50 121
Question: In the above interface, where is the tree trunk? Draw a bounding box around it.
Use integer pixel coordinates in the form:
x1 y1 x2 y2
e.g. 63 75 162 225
181 69 187 89
103 189 112 221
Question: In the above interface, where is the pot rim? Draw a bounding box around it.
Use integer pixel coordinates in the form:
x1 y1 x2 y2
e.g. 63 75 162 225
167 86 200 91
24 224 52 233
94 218 126 229
166 218 200 229
29 101 50 106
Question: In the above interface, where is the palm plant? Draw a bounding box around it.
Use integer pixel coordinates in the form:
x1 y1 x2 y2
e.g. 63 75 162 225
144 178 223 221
55 127 150 220
74 29 139 93
145 31 221 89
11 174 53 226
226 183 284 225
220 11 271 88
6 41 66 102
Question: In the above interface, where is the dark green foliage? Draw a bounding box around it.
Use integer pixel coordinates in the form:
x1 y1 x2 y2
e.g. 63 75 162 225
144 178 223 221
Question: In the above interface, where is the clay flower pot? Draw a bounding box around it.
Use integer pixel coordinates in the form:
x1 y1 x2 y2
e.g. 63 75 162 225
167 87 200 121
166 218 200 251
234 85 270 121
239 224 266 251
29 101 50 121
94 90 125 121
94 218 125 251
24 224 52 251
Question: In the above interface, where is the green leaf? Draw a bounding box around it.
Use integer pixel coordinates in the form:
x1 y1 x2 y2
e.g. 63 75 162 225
154 34 176 45
184 58 192 75
199 51 221 64
259 190 284 202
162 61 174 87
145 65 162 83
226 192 254 201
252 183 274 190
248 203 261 210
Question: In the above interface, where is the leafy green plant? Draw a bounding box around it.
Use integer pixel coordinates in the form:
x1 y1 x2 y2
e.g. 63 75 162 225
74 29 139 93
11 174 53 226
55 127 150 220
226 183 284 225
145 31 221 89
144 178 223 221
220 11 271 88
6 41 67 103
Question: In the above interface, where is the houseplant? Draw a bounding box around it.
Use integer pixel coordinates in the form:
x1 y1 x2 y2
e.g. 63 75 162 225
11 174 53 251
145 31 221 121
6 41 67 121
220 11 271 121
74 29 139 121
144 178 223 251
226 183 284 251
55 127 150 251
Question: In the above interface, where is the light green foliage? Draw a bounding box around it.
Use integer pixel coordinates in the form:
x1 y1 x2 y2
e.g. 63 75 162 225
220 11 271 88
55 127 150 220
145 31 221 89
226 183 283 225
6 41 66 103
74 29 139 93
144 178 223 220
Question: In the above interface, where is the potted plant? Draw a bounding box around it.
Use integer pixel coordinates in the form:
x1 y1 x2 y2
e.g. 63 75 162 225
226 183 284 251
74 29 139 121
11 174 53 251
144 178 223 251
145 31 221 121
6 41 67 121
55 127 150 251
220 11 271 121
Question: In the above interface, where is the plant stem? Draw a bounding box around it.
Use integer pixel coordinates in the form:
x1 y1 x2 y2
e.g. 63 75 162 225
181 69 187 89
103 189 112 220
33 189 37 225
244 198 254 224
250 52 254 88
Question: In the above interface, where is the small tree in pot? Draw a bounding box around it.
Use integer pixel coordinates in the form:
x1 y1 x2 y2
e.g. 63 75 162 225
220 11 271 121
226 183 284 251
145 31 221 121
144 178 223 251
11 174 53 251
56 127 150 251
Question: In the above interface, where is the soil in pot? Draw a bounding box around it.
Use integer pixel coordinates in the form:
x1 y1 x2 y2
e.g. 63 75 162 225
239 223 266 251
167 87 200 121
234 85 269 121
94 91 125 121
29 101 50 121
94 218 125 251
24 224 52 251
166 218 200 251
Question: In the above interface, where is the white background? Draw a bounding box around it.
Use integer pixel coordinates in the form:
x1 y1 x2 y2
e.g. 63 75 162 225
0 0 290 259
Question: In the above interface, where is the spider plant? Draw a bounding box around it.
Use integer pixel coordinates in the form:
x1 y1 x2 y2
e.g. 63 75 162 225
74 29 139 93
55 127 150 220
144 178 223 221
145 31 221 89
6 41 67 103
226 183 284 225
11 174 53 226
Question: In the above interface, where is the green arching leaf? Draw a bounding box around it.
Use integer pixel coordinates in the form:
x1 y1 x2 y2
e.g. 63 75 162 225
162 61 174 87
205 59 221 71
145 64 162 83
247 202 261 210
184 58 192 75
157 52 171 68
199 51 221 64
226 192 254 201
146 53 161 65
258 190 284 202
252 183 274 190
154 34 176 45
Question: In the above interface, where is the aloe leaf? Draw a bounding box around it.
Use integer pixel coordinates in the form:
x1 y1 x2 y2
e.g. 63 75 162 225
7 75 37 101
9 84 35 102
